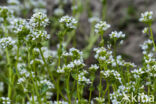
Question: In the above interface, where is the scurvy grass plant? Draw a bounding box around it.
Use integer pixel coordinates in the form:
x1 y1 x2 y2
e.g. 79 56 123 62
0 0 156 104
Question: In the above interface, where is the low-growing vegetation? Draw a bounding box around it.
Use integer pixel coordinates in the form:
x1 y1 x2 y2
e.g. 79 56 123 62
0 0 155 104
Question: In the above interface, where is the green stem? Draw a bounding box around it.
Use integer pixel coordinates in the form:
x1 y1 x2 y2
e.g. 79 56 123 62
99 67 102 98
102 82 109 98
149 24 156 52
76 67 80 103
102 0 107 21
66 74 71 104
4 21 12 99
89 83 93 103
57 77 60 104
6 48 12 99
100 34 104 46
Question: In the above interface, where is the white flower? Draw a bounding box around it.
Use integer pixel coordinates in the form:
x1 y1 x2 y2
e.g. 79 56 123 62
140 39 153 51
17 77 26 84
78 72 91 84
1 97 11 104
94 21 111 33
142 27 148 34
57 67 65 73
29 12 49 28
139 11 153 22
59 15 78 29
62 52 72 57
109 31 125 39
0 37 15 49
94 97 105 103
101 70 122 83
39 79 54 89
89 64 99 71
11 18 30 34
53 101 68 104
27 30 50 42
73 59 85 67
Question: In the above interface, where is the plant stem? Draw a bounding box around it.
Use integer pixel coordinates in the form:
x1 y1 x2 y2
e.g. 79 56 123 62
6 48 12 99
102 0 107 21
99 66 102 98
76 67 80 103
100 34 104 46
57 77 60 104
4 21 12 99
102 81 109 98
66 74 71 104
149 24 156 52
89 83 93 103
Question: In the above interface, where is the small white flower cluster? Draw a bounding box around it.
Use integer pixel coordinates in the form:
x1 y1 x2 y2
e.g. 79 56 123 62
152 65 156 71
27 95 45 104
94 47 111 60
132 63 155 79
53 101 68 104
114 55 136 67
30 58 44 65
94 47 114 64
27 30 50 42
143 53 155 64
54 8 64 16
139 11 153 23
0 37 15 49
29 12 49 28
57 48 85 73
11 18 30 34
78 71 91 84
109 31 125 39
88 16 100 23
140 39 153 54
101 70 122 83
94 21 111 33
59 15 78 29
57 62 74 73
17 65 35 84
131 68 145 78
94 47 136 68
62 51 73 57
110 82 138 104
142 27 148 34
38 79 54 89
89 64 99 71
94 97 105 103
0 97 11 104
62 48 83 61
57 59 85 73
74 59 85 67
